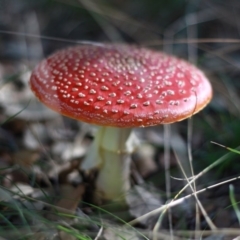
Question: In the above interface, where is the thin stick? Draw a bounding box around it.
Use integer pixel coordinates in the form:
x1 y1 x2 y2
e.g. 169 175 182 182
1 30 240 45
128 149 237 225
186 9 201 233
153 125 173 240
174 151 217 230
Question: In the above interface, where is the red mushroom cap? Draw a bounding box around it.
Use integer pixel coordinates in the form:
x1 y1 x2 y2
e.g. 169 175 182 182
30 44 212 127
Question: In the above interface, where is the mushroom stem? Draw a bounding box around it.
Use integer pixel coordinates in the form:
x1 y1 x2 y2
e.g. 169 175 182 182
83 126 138 202
97 145 131 201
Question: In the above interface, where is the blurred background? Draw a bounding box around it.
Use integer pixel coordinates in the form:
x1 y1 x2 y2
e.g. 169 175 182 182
1 0 240 238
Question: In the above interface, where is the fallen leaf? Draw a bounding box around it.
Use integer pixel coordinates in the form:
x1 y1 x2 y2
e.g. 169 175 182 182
56 184 85 213
126 185 162 227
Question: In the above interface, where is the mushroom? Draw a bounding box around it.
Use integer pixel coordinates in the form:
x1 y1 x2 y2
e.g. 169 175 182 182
29 43 212 202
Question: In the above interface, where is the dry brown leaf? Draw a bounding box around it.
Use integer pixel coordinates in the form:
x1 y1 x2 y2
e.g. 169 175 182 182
58 160 80 184
26 231 58 240
56 184 85 213
103 226 139 240
11 149 40 168
59 231 78 240
126 185 162 228
3 170 29 186
133 143 157 178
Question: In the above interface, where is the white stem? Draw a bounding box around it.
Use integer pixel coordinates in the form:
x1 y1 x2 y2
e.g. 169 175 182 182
96 147 131 201
82 126 139 202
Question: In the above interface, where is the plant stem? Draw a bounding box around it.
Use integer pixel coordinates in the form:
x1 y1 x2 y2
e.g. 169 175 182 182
83 126 138 202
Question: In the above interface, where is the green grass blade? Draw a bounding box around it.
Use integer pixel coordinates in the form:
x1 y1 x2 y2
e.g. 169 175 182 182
229 184 240 225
